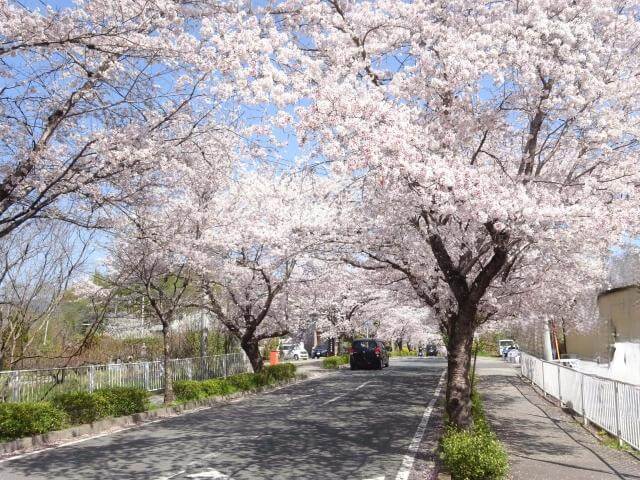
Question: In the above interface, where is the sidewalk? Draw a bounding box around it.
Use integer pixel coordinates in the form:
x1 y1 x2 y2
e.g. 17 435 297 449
475 357 640 480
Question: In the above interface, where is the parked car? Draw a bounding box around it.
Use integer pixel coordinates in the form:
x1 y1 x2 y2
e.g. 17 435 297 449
280 344 309 361
425 344 438 356
349 339 389 370
311 345 330 358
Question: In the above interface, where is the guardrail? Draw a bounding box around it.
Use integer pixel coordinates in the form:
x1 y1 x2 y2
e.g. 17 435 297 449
520 352 640 451
0 352 250 403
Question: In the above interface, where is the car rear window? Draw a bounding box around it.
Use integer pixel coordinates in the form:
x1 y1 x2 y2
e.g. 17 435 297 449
352 340 377 350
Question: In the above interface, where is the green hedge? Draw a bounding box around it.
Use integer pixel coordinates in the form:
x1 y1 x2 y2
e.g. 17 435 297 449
51 392 110 424
440 391 509 480
322 355 349 369
0 402 68 442
52 387 149 425
93 387 150 417
174 364 297 402
259 363 296 383
389 349 417 357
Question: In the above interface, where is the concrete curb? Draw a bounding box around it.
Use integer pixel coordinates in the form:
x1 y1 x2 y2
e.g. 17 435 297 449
0 376 307 457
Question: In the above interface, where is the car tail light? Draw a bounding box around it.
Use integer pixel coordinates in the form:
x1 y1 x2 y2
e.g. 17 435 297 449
374 346 381 355
348 347 354 355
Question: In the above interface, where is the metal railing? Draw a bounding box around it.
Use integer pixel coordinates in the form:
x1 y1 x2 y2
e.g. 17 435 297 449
520 352 640 451
0 352 251 403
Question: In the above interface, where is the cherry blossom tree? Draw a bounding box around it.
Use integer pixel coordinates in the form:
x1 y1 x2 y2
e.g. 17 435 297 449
376 305 436 351
0 0 276 237
103 213 197 404
183 170 332 372
273 0 640 428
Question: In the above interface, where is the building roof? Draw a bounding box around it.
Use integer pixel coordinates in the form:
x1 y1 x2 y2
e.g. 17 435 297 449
598 284 640 298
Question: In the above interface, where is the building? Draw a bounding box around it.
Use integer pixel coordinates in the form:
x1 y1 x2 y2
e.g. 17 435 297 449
564 285 640 361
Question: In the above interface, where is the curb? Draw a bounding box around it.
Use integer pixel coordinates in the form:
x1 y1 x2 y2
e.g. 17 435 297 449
0 376 307 457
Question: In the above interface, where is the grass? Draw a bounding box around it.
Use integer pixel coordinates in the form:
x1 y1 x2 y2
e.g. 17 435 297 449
596 429 639 454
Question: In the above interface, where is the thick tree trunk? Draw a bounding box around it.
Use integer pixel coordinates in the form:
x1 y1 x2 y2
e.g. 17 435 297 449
445 309 476 429
241 339 264 372
162 322 174 404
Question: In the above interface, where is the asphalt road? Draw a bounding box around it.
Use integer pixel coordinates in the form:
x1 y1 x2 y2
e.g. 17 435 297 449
0 357 446 480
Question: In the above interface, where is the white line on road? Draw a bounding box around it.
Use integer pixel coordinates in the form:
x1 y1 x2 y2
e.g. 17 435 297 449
186 468 232 478
394 371 446 480
322 378 375 405
155 470 186 480
355 380 375 390
322 394 345 405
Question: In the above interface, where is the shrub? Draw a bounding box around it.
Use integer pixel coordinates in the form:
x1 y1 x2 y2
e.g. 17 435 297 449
174 365 297 402
440 389 508 480
201 378 237 396
51 392 110 424
322 355 349 369
440 427 508 480
226 372 259 391
0 402 68 442
173 381 206 402
260 363 296 382
93 387 150 417
389 349 417 357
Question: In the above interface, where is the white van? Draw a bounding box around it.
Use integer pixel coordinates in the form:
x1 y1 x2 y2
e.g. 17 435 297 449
280 342 309 361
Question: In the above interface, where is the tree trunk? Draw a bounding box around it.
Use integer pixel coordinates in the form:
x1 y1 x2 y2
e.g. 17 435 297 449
445 309 476 429
162 322 174 404
241 339 264 372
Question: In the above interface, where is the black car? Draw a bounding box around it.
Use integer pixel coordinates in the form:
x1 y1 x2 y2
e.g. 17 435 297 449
349 339 389 370
425 344 438 356
311 345 330 358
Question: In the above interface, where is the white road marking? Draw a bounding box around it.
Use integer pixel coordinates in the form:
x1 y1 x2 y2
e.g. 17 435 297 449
155 470 186 480
323 378 379 405
322 394 346 405
355 380 374 390
186 468 232 478
363 476 386 480
394 371 446 480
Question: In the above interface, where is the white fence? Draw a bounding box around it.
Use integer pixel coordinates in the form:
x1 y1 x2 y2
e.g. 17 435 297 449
520 352 640 451
0 352 250 403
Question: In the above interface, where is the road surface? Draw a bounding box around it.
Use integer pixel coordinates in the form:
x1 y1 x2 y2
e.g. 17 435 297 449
0 357 446 480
